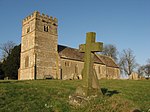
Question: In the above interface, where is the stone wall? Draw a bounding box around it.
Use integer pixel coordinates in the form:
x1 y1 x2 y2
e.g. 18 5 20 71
19 11 59 80
60 58 84 80
19 11 120 80
19 12 36 80
94 64 107 79
60 58 111 80
106 67 120 79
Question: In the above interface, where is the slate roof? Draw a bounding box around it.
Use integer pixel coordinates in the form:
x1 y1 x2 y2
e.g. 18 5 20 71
97 55 119 68
58 45 119 68
58 45 84 61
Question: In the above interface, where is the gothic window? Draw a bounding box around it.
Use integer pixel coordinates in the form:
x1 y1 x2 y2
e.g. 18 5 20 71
65 61 70 67
25 56 29 68
44 25 48 32
27 27 30 33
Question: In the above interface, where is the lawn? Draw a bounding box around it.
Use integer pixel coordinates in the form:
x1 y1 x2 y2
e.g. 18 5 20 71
0 79 150 112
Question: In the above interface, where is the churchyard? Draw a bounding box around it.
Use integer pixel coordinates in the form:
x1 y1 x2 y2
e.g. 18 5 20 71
0 79 149 112
0 11 150 112
0 32 150 112
0 0 150 111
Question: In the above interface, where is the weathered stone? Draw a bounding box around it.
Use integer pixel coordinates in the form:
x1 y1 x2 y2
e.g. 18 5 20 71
76 32 103 97
69 32 103 98
4 77 9 80
19 11 59 80
69 95 90 107
69 32 103 107
129 72 139 80
18 11 120 80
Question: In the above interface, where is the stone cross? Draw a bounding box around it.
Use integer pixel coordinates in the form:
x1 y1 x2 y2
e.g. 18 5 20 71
79 32 103 96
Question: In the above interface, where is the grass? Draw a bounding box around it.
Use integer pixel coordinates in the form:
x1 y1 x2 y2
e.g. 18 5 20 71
0 79 150 112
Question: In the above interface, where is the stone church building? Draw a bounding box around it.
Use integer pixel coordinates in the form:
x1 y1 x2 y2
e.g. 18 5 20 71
18 11 120 80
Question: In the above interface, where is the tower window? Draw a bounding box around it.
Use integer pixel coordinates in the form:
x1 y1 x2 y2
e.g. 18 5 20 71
44 25 49 32
25 56 29 68
27 27 30 33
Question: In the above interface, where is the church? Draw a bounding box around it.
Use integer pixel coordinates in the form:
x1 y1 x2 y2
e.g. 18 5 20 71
18 11 120 80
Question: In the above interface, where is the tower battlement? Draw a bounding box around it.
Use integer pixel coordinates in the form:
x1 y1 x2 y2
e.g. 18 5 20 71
22 11 58 25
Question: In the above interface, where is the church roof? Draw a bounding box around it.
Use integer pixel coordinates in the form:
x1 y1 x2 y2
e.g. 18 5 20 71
97 55 119 68
58 45 104 64
58 45 119 68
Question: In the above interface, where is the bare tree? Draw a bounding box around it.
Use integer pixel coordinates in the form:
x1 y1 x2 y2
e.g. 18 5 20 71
137 65 145 76
0 41 16 59
101 44 118 62
144 59 150 78
119 49 137 76
137 59 150 78
144 64 150 78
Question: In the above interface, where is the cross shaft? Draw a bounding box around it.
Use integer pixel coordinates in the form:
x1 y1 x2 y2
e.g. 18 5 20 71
79 32 103 96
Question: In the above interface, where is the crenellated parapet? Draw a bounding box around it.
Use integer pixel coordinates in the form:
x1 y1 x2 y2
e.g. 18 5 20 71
22 11 58 25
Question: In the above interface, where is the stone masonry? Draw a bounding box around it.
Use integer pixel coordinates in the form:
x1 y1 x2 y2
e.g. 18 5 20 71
18 11 120 80
18 11 59 80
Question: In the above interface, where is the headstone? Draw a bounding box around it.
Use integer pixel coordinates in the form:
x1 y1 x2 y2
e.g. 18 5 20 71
4 77 9 80
129 72 139 80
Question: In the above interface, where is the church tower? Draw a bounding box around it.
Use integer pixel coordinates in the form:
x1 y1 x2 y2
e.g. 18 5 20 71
18 11 59 80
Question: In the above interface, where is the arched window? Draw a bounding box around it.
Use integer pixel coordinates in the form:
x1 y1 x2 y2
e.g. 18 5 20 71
65 61 70 67
25 56 29 68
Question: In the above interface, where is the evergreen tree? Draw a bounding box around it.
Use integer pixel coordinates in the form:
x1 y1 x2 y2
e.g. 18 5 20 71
0 62 4 79
2 44 21 79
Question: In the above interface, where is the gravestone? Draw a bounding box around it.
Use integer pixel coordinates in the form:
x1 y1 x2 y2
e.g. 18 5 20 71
129 72 139 80
69 32 103 106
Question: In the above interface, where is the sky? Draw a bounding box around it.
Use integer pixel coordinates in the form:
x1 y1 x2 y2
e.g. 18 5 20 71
0 0 150 65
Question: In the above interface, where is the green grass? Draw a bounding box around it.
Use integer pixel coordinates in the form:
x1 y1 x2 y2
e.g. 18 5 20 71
0 79 150 112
